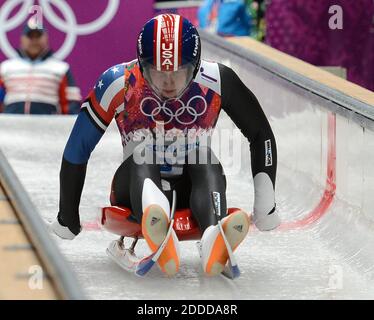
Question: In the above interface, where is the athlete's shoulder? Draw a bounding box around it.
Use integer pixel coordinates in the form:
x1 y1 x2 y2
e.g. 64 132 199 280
91 62 127 107
123 59 143 85
123 59 139 73
194 59 221 95
92 60 140 96
94 63 126 90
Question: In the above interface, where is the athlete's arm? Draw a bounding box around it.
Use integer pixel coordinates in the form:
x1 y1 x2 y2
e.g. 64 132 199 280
57 64 125 235
218 63 280 231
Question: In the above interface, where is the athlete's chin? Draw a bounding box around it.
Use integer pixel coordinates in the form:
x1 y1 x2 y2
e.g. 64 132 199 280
161 90 177 98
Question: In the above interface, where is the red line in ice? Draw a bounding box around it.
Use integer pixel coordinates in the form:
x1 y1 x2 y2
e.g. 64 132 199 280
278 113 337 231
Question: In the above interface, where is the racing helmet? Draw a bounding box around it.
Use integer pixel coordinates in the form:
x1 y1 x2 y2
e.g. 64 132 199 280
137 14 201 99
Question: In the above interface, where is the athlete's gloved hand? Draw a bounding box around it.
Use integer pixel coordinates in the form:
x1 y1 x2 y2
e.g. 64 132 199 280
49 216 80 240
252 172 280 231
252 206 281 231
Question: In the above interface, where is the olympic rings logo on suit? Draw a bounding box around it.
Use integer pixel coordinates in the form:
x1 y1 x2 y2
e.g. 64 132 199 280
140 95 208 125
0 0 119 60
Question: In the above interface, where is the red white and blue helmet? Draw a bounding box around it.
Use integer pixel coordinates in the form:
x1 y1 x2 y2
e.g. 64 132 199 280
137 14 201 99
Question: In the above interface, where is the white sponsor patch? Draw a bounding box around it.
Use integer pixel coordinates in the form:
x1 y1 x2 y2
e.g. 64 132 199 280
161 179 171 191
265 139 273 167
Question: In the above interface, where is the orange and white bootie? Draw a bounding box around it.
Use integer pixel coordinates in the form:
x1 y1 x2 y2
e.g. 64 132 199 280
199 210 250 276
141 179 180 276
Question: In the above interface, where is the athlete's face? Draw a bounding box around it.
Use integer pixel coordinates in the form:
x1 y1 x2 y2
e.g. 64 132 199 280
21 31 49 60
146 65 192 99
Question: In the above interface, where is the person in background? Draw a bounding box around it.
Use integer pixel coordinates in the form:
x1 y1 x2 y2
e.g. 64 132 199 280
198 0 251 37
246 0 266 41
0 18 81 114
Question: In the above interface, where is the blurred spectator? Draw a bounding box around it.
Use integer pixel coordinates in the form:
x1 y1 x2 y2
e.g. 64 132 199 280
198 0 251 36
246 0 266 41
0 19 81 114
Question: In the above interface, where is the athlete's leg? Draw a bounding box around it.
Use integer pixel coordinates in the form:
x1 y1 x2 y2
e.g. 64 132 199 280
187 146 250 276
187 146 227 233
110 154 180 276
110 158 131 206
110 154 165 223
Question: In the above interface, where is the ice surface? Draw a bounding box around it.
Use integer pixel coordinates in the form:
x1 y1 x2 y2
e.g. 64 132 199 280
1 114 374 300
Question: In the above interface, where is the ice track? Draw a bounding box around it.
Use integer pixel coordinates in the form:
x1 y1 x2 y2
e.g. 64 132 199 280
1 111 374 299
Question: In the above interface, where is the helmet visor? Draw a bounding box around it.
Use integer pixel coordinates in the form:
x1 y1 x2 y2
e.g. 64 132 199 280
143 62 195 99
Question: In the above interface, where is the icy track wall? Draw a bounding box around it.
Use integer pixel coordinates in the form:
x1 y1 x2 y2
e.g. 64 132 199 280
201 31 374 279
